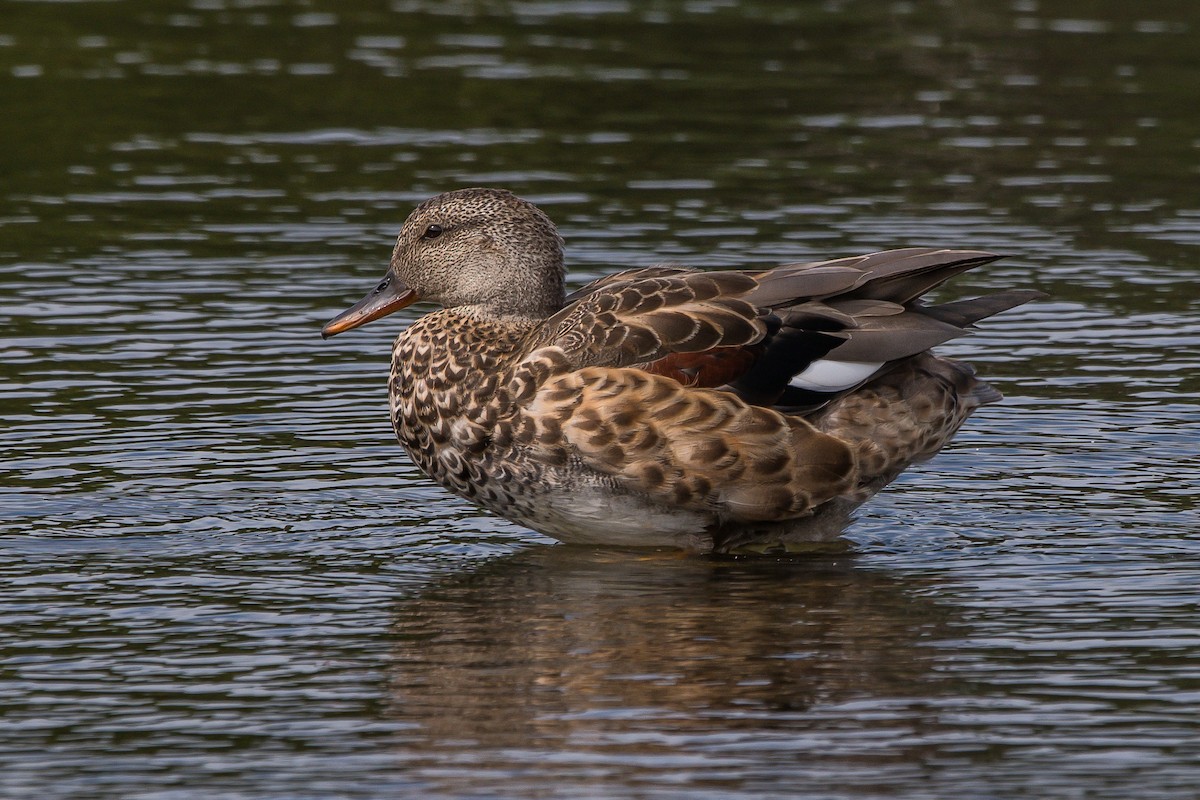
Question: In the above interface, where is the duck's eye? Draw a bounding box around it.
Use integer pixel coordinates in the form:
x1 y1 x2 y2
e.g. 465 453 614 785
421 224 443 240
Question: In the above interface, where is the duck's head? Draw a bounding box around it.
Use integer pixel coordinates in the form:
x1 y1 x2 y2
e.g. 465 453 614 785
322 187 565 337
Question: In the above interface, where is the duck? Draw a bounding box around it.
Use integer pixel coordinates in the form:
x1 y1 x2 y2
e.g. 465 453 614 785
322 188 1042 553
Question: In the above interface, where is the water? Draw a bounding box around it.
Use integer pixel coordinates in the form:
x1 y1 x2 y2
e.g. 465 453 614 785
2 1 1199 797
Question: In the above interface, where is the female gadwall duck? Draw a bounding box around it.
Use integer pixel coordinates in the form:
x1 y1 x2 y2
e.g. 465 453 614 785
323 188 1041 552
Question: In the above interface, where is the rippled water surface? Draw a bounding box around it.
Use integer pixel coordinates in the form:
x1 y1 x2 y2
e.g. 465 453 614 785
3 1 1199 797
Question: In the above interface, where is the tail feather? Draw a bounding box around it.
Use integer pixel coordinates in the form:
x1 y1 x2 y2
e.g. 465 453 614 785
970 379 1004 406
923 289 1048 327
840 249 1002 304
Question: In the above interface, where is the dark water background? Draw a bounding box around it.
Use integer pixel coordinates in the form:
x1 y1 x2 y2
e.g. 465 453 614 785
2 1 1199 797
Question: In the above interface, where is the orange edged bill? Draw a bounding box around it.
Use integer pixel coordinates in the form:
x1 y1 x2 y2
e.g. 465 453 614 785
321 273 418 338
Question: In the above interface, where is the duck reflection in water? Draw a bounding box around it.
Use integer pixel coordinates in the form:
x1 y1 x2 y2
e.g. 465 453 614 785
385 546 958 788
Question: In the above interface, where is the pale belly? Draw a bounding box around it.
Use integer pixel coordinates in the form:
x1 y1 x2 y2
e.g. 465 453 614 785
510 485 715 549
504 482 860 552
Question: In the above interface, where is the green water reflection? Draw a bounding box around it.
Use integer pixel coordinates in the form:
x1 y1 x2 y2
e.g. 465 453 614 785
3 1 1199 273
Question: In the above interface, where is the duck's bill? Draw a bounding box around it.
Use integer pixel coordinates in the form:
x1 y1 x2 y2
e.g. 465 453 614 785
321 274 419 338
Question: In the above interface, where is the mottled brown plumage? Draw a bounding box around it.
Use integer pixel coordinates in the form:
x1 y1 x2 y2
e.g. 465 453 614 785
322 188 1043 552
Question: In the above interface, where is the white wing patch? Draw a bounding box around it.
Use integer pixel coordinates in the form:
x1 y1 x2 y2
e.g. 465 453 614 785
789 359 884 392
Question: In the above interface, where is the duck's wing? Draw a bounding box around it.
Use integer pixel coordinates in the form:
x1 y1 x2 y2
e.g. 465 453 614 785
727 249 1045 408
523 248 1040 408
746 247 999 307
527 269 775 370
